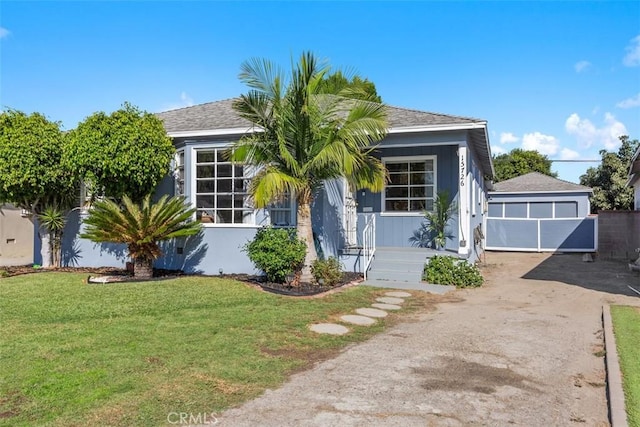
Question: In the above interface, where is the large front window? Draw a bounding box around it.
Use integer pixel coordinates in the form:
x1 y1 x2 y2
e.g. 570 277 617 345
195 149 252 224
383 156 436 212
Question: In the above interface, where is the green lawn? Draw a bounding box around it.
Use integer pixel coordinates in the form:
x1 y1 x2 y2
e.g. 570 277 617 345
0 273 413 426
611 305 640 427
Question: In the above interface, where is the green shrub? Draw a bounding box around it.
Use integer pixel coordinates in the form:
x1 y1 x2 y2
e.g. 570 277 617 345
423 255 483 288
244 227 306 283
311 257 343 287
0 270 8 278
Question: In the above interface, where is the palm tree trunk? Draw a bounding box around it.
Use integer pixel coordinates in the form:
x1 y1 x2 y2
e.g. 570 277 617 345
134 257 153 280
297 197 317 284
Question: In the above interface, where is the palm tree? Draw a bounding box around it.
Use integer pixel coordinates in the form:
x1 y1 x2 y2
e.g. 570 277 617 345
230 52 389 283
80 194 201 279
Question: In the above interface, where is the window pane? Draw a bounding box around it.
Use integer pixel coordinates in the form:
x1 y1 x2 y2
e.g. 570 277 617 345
410 200 426 211
217 195 232 209
197 165 215 178
530 202 553 218
234 165 244 177
488 203 503 217
217 210 232 223
410 187 426 197
504 203 527 218
425 172 435 185
425 199 434 212
410 173 425 185
410 162 426 172
426 187 434 197
197 151 215 163
234 195 246 208
555 201 578 218
196 195 214 208
217 164 232 177
386 200 408 211
388 173 408 185
386 187 408 198
386 163 408 173
216 150 228 162
218 179 232 192
425 159 434 170
234 178 245 192
196 180 215 193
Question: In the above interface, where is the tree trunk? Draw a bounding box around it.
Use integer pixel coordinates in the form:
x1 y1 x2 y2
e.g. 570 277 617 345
297 196 317 284
134 257 153 280
39 224 52 268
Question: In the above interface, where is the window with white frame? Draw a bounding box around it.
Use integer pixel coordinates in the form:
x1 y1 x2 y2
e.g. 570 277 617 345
175 150 185 196
194 149 252 224
383 157 436 212
269 194 295 227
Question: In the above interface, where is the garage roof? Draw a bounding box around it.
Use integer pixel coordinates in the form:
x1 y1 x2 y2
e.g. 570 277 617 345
491 172 592 194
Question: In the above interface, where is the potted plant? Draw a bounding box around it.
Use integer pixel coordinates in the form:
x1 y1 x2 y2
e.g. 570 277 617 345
424 190 457 250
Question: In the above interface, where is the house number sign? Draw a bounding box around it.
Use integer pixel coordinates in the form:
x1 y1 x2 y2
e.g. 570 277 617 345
459 149 466 187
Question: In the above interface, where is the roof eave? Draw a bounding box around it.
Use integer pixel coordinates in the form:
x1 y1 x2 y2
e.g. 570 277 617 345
488 189 593 195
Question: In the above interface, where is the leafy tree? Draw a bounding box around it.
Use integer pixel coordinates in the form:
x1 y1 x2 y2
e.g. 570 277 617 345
493 149 557 182
0 110 78 267
580 135 639 213
231 52 388 283
317 71 382 102
81 195 202 279
67 103 174 203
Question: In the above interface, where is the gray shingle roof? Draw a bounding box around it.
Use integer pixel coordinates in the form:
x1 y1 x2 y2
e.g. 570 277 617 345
491 172 592 193
156 98 484 134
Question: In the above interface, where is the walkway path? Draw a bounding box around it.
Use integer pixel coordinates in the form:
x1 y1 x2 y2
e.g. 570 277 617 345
219 252 639 426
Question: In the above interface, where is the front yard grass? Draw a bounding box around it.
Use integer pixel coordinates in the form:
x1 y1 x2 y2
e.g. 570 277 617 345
611 305 640 427
0 273 413 426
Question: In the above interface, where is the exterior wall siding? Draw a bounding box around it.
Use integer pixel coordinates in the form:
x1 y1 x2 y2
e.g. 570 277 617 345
0 204 34 266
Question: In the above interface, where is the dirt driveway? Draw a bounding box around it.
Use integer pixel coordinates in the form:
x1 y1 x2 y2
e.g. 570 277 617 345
219 252 640 426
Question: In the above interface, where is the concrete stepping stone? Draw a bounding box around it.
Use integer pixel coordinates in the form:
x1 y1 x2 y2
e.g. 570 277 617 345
376 296 405 305
356 307 388 318
385 291 411 298
340 314 376 326
372 303 402 310
309 323 349 335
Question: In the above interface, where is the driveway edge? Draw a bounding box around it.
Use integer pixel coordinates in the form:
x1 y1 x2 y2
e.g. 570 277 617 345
602 304 629 427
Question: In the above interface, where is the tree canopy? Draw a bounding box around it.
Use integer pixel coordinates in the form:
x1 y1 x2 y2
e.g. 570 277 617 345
67 102 174 202
493 149 557 182
317 70 382 102
580 135 639 213
230 52 388 282
0 110 77 213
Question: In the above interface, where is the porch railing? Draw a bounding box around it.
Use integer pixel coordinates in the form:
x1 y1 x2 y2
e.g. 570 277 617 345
362 214 376 280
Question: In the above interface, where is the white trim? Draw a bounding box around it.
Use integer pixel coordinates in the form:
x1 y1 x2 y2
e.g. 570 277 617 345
381 155 437 214
200 223 261 229
376 141 461 149
488 190 592 195
387 122 487 134
458 145 470 256
485 247 597 252
168 127 257 138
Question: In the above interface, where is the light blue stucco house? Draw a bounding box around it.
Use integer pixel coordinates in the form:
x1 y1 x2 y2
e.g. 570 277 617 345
59 99 495 276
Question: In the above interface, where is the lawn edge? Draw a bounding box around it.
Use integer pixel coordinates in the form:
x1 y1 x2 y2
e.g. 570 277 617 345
602 304 629 427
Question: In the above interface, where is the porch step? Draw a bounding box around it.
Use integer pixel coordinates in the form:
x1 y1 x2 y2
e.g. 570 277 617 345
362 279 456 294
367 247 429 283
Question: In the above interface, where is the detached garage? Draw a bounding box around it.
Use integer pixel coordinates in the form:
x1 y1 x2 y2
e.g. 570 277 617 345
486 172 596 252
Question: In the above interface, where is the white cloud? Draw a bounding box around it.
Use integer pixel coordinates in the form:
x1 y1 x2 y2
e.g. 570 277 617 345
491 145 507 155
574 60 591 73
565 112 627 150
162 92 195 111
499 132 519 144
616 93 640 109
0 27 9 39
522 132 560 156
560 148 580 160
623 35 640 67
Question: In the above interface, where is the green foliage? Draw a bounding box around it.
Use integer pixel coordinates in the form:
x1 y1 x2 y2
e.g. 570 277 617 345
244 227 307 283
317 71 382 102
580 135 639 213
423 255 483 288
493 149 557 182
610 305 640 426
0 270 8 278
231 52 388 281
0 110 77 213
67 102 174 202
410 191 456 249
311 257 343 286
81 194 201 279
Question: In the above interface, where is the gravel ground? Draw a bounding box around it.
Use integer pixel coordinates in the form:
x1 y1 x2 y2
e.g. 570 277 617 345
218 252 640 426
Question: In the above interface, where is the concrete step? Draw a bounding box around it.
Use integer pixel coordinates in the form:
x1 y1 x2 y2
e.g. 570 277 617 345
367 269 422 283
362 279 456 294
369 259 425 272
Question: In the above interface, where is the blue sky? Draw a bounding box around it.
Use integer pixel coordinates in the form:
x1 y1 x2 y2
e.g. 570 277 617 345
1 1 639 183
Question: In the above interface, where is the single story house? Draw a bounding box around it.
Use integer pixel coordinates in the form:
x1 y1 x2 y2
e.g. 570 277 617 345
486 172 597 252
59 99 494 276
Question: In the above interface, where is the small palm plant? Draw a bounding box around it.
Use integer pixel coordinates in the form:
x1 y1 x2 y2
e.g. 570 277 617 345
38 204 67 268
410 191 457 250
81 194 201 279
